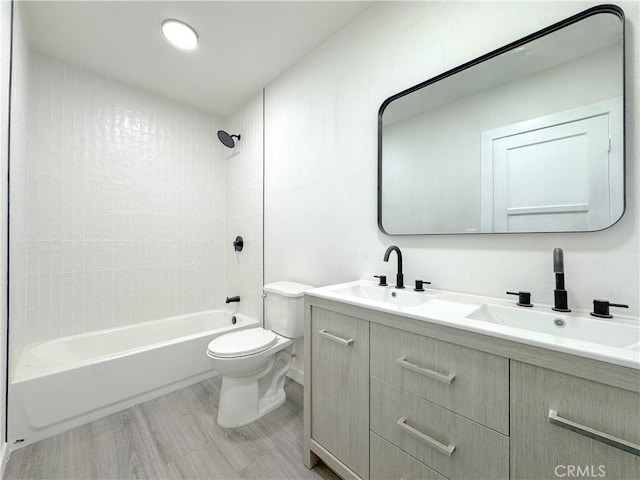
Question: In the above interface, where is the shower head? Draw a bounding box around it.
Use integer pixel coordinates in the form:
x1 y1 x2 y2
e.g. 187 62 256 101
217 130 241 148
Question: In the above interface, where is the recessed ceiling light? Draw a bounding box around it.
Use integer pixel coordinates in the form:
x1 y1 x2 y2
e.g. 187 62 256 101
161 19 198 50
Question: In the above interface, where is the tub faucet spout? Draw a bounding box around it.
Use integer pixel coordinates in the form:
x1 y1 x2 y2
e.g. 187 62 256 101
225 296 240 304
383 245 404 289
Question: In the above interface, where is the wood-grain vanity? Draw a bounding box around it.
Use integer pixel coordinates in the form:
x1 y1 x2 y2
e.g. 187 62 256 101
303 295 640 480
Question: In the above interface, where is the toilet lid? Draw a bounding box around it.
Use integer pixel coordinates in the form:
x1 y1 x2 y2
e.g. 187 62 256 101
207 328 278 358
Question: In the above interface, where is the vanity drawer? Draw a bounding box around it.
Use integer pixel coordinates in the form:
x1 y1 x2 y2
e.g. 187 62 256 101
370 432 446 480
371 377 509 480
511 361 640 479
370 323 509 434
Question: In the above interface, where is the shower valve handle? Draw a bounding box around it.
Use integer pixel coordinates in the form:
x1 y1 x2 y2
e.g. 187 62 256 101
233 236 243 252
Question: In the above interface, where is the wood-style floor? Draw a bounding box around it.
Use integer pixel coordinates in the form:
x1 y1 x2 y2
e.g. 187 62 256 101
5 377 338 480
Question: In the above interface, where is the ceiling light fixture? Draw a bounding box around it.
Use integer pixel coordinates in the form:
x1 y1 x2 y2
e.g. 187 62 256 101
161 19 198 50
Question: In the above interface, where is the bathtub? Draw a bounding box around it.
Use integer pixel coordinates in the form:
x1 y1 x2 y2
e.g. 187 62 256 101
9 310 258 449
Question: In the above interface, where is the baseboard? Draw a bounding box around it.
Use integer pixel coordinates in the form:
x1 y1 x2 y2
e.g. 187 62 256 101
287 367 304 386
0 442 10 477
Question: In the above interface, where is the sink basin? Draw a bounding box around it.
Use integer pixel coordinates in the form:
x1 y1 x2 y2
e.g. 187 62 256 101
468 304 640 350
327 283 436 308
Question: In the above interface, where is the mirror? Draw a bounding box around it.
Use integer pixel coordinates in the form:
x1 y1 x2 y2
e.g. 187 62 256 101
378 6 625 235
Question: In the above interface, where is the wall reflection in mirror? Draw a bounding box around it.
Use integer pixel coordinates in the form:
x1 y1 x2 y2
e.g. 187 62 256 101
378 6 624 235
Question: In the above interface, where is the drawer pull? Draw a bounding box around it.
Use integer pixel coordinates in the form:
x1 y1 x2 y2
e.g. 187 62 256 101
396 357 455 384
396 417 456 456
548 410 640 456
317 329 354 346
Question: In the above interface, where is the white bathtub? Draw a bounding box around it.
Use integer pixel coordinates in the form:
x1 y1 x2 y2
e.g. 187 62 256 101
9 310 258 449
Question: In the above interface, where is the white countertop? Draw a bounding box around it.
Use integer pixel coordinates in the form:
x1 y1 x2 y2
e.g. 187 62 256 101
305 280 640 370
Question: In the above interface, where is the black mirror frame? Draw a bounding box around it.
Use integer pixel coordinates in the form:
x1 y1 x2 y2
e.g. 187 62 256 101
377 4 625 236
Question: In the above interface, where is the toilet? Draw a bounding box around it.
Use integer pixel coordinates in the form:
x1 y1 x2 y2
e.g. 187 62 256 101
207 281 312 428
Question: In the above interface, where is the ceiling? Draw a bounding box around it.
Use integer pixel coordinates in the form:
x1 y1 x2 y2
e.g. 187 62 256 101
22 1 373 117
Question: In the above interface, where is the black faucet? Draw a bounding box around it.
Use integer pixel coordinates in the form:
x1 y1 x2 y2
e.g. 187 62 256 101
225 296 240 304
383 245 404 289
506 290 533 307
552 248 570 312
591 299 629 318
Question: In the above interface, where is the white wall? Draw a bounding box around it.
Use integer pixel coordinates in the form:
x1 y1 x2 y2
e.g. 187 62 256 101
225 92 264 323
9 45 227 369
265 2 639 319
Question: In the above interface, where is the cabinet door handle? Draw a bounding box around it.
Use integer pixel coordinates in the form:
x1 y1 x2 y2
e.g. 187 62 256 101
317 329 354 346
396 356 455 384
548 410 640 456
396 417 456 456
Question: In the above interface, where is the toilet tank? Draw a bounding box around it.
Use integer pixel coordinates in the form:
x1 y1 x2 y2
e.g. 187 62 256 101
263 281 314 339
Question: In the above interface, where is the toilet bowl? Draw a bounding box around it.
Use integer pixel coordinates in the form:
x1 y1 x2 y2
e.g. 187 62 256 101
206 281 313 428
207 328 293 428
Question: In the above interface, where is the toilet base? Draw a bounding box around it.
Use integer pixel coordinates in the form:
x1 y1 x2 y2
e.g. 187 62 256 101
217 349 292 428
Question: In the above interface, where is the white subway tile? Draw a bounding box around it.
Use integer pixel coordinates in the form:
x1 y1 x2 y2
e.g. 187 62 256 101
10 52 226 350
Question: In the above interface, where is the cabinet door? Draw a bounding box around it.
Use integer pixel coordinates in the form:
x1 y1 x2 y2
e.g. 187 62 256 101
311 307 369 479
511 361 640 479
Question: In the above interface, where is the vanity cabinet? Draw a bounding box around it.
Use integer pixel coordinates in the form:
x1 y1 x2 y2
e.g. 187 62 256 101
309 307 369 479
304 297 640 480
510 361 640 479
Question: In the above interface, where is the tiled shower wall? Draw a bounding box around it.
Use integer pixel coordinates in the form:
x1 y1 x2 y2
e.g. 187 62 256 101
9 50 227 368
224 93 264 322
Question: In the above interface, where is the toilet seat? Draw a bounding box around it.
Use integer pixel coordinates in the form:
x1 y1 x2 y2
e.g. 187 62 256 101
207 328 278 358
